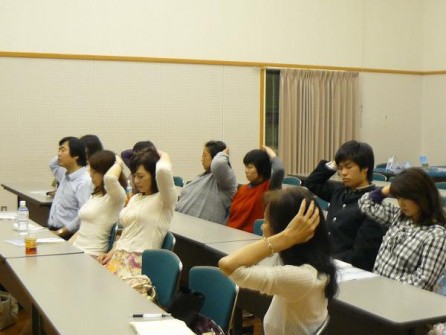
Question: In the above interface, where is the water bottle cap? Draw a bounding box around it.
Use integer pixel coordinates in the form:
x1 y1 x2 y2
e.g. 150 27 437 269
20 200 26 207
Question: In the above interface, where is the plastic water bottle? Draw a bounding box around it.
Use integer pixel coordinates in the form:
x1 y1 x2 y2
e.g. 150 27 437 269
125 180 133 206
17 200 29 232
434 271 446 296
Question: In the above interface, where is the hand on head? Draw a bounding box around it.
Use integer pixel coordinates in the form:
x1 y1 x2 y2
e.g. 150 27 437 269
381 185 391 196
285 199 320 246
262 146 277 158
115 155 125 170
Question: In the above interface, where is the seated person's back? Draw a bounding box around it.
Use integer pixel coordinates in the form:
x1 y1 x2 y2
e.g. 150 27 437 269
176 140 237 224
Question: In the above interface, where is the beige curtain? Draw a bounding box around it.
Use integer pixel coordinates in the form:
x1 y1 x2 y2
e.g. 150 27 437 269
278 69 359 175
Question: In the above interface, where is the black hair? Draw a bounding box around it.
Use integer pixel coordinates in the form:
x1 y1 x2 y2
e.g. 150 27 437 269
88 150 128 195
264 187 338 300
243 149 271 180
390 167 446 226
130 147 160 194
335 140 375 182
59 136 87 167
133 141 156 153
205 140 227 159
80 134 104 160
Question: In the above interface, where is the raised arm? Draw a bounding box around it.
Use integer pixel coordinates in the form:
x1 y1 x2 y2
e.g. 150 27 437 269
304 160 338 201
155 151 177 208
263 146 284 190
219 199 319 275
49 156 66 182
358 187 400 226
211 149 237 192
103 156 127 204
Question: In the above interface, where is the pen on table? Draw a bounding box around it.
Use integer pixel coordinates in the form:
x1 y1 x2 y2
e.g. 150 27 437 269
131 313 171 318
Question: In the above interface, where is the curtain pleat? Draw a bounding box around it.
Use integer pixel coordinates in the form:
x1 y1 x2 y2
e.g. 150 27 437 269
278 69 359 175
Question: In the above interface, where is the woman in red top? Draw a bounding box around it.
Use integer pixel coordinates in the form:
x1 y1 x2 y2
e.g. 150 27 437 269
227 146 284 232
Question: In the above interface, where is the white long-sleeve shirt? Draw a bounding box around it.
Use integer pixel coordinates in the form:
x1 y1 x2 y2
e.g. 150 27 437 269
230 263 329 335
116 160 177 253
74 171 126 256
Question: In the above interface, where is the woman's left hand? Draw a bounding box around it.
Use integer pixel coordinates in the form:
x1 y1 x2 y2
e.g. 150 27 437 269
284 199 320 247
262 146 277 158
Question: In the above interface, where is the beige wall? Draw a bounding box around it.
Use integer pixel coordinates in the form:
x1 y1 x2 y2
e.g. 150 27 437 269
0 0 425 69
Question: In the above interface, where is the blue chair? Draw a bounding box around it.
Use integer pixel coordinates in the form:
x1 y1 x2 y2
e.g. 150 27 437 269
435 183 446 206
316 197 330 211
189 266 238 333
375 163 387 169
141 249 182 308
282 176 302 186
435 182 446 190
253 219 264 236
161 231 176 251
173 176 184 187
107 222 119 252
372 172 387 182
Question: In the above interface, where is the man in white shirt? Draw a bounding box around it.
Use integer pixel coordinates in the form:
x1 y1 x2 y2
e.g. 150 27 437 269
48 136 92 240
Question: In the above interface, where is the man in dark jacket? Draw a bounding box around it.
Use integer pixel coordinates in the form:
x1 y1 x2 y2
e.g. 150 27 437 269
305 140 387 271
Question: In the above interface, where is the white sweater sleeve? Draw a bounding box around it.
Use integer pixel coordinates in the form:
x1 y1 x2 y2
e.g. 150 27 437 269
230 264 327 301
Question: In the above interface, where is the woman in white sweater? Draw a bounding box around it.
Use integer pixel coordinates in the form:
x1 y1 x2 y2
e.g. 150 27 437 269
72 150 127 256
98 148 177 296
219 187 338 335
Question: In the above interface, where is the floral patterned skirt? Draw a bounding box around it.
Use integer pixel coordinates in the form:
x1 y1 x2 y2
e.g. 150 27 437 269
106 249 155 300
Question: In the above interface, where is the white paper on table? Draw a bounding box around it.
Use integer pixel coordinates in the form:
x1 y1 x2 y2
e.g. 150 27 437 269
338 267 378 282
129 319 194 335
27 224 46 232
0 212 17 220
12 223 46 232
334 259 352 269
4 238 25 247
4 237 64 247
334 259 378 282
29 190 50 195
36 237 64 244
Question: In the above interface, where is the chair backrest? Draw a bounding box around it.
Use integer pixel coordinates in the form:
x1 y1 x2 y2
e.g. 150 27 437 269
161 231 176 251
372 172 387 182
315 197 330 211
282 176 302 186
314 315 330 335
375 163 387 169
141 249 182 308
189 266 238 333
173 176 184 187
107 222 119 252
253 219 264 236
435 182 446 190
388 176 395 182
435 183 446 206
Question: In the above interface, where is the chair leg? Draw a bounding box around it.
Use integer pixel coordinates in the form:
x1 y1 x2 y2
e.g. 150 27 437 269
230 307 244 335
